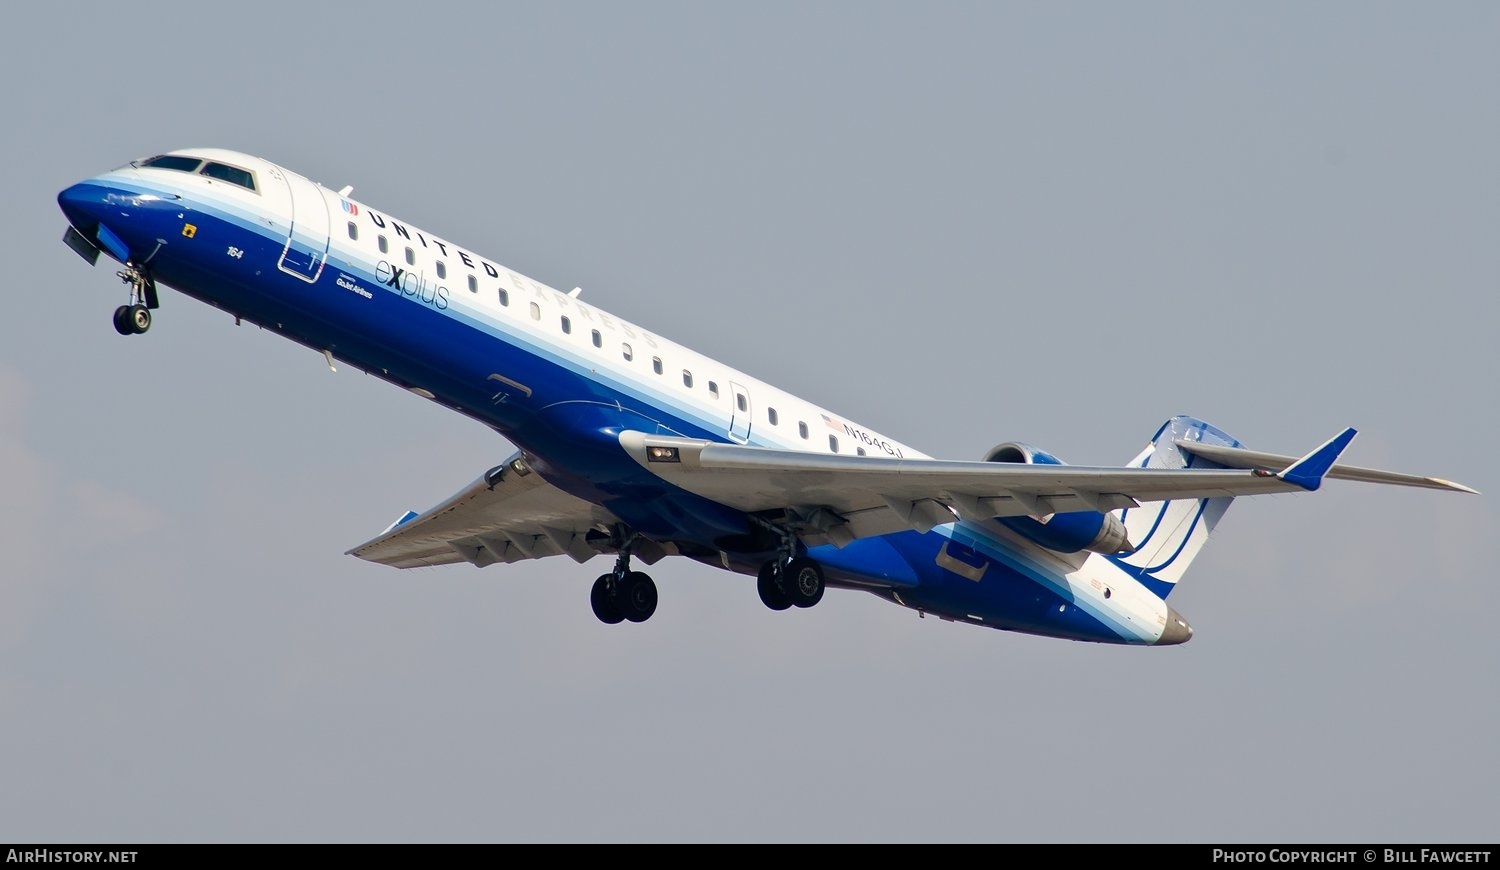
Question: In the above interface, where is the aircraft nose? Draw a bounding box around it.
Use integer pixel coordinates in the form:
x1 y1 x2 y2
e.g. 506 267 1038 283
58 182 107 228
1157 607 1194 645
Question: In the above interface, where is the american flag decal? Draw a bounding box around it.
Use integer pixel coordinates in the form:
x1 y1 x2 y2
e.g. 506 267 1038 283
822 414 844 432
341 200 359 216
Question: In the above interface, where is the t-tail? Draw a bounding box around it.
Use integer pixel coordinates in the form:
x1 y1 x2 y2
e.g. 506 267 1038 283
1111 416 1241 600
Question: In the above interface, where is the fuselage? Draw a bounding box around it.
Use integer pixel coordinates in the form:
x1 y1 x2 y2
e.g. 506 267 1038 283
58 148 1189 645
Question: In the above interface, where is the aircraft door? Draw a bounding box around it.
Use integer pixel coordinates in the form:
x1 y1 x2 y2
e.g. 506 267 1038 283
727 381 752 443
276 171 331 283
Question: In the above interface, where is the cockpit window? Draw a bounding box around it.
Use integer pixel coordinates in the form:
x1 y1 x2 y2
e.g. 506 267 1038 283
200 162 257 192
138 155 257 193
141 154 204 173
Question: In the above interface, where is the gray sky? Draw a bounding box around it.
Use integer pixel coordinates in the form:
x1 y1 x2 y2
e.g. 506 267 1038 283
3 1 1495 843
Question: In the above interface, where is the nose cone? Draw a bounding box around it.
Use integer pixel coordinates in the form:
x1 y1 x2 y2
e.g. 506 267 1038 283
1157 607 1194 645
58 182 107 229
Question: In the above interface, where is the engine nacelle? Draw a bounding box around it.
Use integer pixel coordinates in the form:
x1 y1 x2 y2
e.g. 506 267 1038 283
982 441 1067 466
983 441 1134 555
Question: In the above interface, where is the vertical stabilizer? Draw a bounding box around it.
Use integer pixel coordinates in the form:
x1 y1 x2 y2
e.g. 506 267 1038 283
1114 416 1241 599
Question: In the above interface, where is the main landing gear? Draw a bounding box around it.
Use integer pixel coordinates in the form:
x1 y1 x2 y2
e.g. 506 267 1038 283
590 534 658 625
586 524 827 624
756 557 826 611
754 520 826 612
111 264 158 336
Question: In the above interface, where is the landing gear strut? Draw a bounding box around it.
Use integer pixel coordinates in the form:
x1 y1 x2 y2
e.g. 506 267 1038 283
590 531 658 625
112 264 158 336
753 519 825 612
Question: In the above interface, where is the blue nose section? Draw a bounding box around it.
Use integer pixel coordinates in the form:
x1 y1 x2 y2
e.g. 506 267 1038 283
58 182 104 228
58 182 138 263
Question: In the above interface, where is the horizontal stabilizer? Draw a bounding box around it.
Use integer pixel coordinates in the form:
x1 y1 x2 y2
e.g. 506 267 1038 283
1177 439 1478 494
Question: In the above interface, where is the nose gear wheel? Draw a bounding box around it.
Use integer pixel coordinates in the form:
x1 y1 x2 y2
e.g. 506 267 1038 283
111 265 158 335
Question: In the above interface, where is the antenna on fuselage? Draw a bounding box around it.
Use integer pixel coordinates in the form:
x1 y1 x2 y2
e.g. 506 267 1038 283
569 287 582 298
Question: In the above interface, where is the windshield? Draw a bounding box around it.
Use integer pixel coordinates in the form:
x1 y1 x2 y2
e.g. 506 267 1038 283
132 154 258 193
139 154 204 172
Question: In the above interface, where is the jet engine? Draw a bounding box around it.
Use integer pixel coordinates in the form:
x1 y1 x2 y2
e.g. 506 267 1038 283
982 441 1133 555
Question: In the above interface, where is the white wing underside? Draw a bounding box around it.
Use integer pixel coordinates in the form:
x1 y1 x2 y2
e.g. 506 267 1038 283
347 453 625 569
350 431 1475 569
615 431 1474 548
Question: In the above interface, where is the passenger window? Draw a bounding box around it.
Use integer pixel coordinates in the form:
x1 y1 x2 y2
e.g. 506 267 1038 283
708 381 719 399
498 288 510 306
829 435 839 452
736 393 747 412
347 222 358 240
378 235 389 254
200 162 256 191
436 261 447 279
405 247 416 266
652 357 663 375
798 421 809 439
561 316 572 334
857 447 867 456
622 343 633 362
682 370 693 388
767 407 779 425
591 330 602 348
529 302 541 321
467 275 478 293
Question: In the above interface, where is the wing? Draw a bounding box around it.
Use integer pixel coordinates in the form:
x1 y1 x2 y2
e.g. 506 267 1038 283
347 452 624 569
618 429 1476 548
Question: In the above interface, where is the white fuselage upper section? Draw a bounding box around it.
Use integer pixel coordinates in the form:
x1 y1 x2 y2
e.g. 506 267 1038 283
314 164 928 462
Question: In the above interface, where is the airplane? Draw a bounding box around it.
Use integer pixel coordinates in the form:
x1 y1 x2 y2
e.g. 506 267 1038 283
56 148 1478 646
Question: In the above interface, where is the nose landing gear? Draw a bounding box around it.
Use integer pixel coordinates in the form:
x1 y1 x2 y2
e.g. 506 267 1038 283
112 304 151 335
112 265 158 336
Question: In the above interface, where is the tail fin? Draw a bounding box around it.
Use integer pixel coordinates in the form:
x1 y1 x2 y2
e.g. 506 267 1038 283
1113 416 1242 599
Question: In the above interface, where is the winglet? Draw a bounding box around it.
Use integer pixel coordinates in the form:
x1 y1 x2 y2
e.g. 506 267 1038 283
381 509 421 534
1277 427 1358 491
